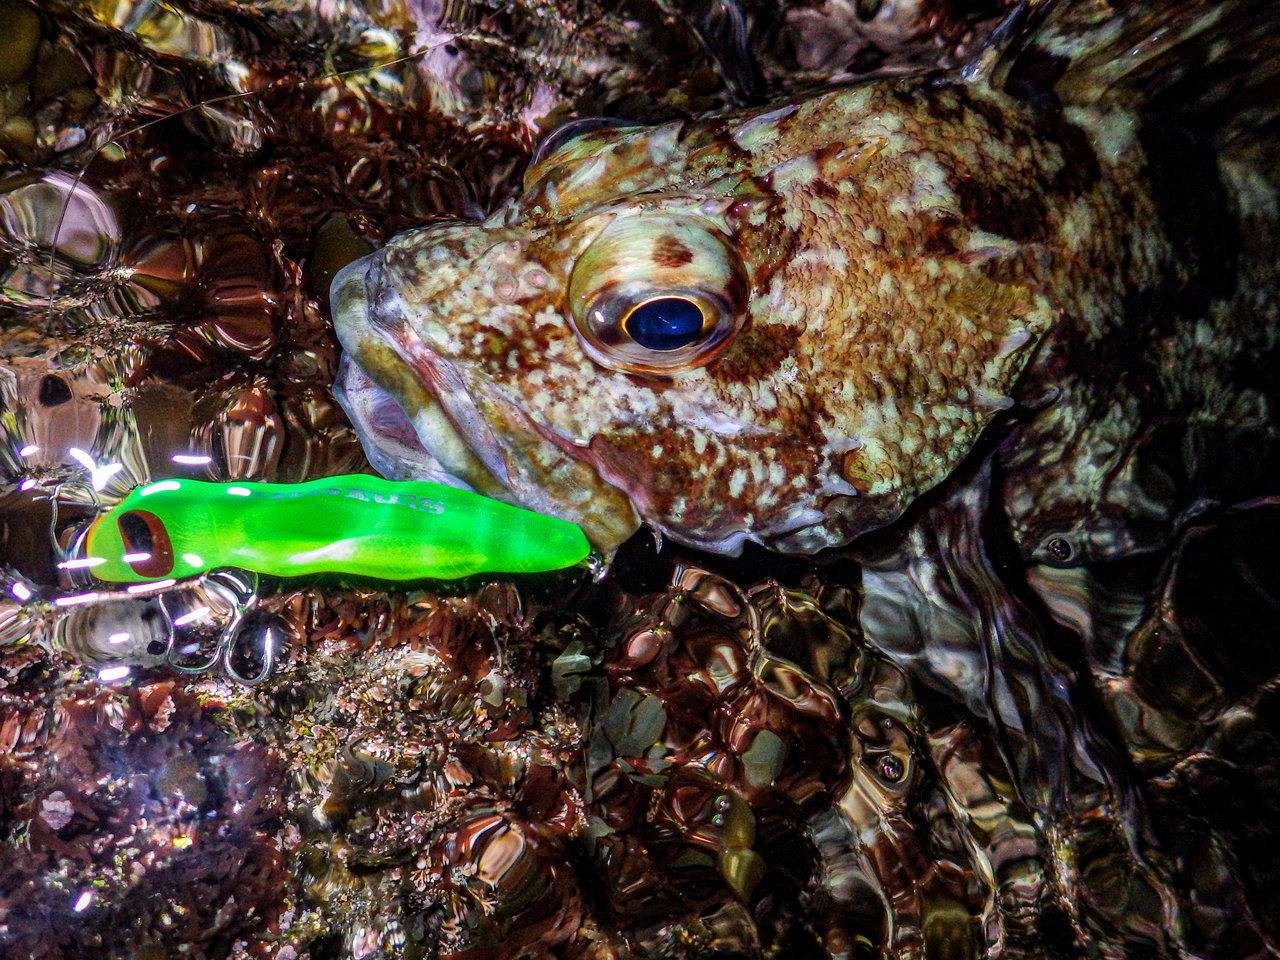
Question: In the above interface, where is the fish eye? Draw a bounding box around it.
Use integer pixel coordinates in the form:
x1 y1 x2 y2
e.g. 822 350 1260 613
623 297 708 350
117 509 174 578
575 284 737 375
530 116 642 167
1042 534 1076 565
567 214 748 376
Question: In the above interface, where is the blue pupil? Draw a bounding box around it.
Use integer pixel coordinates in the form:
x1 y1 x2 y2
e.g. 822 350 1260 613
624 298 705 351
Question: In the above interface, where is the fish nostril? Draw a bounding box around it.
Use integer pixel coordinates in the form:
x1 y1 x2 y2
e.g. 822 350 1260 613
492 274 518 300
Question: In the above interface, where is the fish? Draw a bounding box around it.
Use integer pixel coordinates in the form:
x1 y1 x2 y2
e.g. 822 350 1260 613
331 0 1280 560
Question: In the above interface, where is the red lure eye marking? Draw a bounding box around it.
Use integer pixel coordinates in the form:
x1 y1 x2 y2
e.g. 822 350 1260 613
116 509 175 579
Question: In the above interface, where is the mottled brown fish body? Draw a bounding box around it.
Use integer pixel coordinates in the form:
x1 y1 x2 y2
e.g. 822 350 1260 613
997 107 1279 564
334 40 1277 558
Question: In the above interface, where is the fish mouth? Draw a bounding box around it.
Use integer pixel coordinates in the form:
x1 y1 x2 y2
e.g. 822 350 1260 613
331 258 641 553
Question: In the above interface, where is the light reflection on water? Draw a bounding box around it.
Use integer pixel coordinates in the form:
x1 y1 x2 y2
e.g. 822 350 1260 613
0 1 1278 959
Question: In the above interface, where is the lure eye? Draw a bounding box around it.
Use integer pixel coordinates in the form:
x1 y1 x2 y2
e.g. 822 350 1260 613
568 214 748 376
117 509 174 578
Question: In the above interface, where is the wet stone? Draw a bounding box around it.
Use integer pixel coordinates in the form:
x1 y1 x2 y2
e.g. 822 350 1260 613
0 0 40 86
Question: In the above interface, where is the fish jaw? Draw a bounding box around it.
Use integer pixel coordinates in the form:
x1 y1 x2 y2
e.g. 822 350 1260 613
331 253 511 500
332 234 643 554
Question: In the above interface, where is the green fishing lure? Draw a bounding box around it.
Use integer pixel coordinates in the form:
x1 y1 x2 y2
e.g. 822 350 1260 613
84 474 591 583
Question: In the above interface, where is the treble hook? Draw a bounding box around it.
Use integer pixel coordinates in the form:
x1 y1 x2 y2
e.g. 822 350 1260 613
47 479 98 558
159 568 280 685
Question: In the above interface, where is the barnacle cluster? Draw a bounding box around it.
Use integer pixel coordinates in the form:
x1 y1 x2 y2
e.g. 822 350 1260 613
230 583 594 957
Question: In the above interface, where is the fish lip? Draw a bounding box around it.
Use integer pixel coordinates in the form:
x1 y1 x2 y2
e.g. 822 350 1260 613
332 255 514 499
378 323 516 491
332 352 477 489
357 310 641 550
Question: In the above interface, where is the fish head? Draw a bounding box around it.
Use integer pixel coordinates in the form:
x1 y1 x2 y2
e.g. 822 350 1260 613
333 88 1058 555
